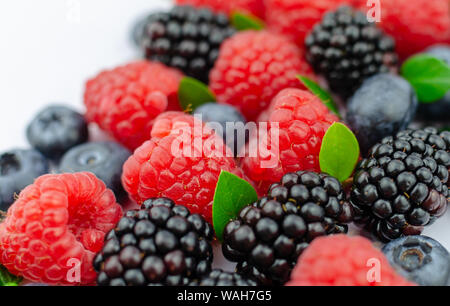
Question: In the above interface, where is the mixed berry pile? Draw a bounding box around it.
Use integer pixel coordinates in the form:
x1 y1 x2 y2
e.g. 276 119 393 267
0 0 449 286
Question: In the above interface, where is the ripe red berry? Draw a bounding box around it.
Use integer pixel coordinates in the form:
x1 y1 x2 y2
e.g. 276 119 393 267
355 0 450 59
241 88 338 195
175 0 265 19
265 0 352 46
287 234 416 286
122 112 246 223
84 61 183 150
0 172 122 285
209 30 315 121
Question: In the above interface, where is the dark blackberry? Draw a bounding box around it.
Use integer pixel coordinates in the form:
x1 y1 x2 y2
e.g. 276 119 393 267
351 127 449 242
222 171 354 285
94 197 214 286
140 5 236 83
189 269 257 286
305 5 398 98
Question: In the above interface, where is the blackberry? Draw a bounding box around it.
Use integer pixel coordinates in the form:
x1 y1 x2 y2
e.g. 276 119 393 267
140 5 236 83
94 197 214 286
222 171 354 285
305 5 398 98
189 269 257 286
351 127 449 242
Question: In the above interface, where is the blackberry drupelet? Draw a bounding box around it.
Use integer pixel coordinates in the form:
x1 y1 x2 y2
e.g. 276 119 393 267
351 127 449 242
222 171 354 285
141 5 236 83
189 269 257 286
94 197 214 286
305 5 398 98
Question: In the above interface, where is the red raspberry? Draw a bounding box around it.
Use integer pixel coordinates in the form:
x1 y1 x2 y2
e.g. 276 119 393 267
265 0 352 47
122 112 246 223
287 235 415 286
175 0 265 19
240 88 338 195
0 172 122 285
84 61 183 150
209 30 315 121
355 0 450 59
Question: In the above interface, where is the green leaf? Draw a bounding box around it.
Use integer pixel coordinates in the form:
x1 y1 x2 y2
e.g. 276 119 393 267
401 54 450 103
297 75 340 117
319 122 360 182
230 11 265 31
213 171 258 241
178 77 216 112
0 265 21 286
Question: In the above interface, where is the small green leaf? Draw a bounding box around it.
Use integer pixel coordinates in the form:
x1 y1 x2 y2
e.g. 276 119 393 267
0 265 22 286
401 54 450 103
297 75 340 117
231 11 265 31
213 171 258 241
319 122 360 182
178 77 216 112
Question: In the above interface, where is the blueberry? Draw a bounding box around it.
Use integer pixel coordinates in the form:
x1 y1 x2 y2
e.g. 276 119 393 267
417 45 450 122
27 105 88 159
59 142 131 201
346 74 418 154
0 149 49 210
193 103 247 156
382 235 450 286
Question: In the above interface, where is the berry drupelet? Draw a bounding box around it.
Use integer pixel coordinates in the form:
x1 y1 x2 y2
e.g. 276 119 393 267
305 5 398 98
222 171 354 285
189 269 257 286
94 198 214 286
141 5 236 83
351 128 449 242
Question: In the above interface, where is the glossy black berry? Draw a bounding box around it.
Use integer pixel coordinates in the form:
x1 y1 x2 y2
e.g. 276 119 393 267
193 103 247 156
382 235 450 286
305 5 398 98
222 171 354 285
189 269 257 286
140 5 235 83
0 149 49 210
59 142 131 201
26 105 88 159
94 198 214 286
351 128 449 242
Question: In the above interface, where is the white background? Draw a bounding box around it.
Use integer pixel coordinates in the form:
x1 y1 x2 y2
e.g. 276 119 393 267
0 0 449 255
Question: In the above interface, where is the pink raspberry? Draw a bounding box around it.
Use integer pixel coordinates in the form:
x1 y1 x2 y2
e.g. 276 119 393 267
122 112 246 223
287 235 415 286
209 30 316 121
84 61 183 150
0 172 122 285
241 88 338 195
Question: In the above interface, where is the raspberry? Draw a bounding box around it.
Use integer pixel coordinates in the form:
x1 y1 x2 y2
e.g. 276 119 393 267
141 6 236 84
121 112 246 223
84 61 183 150
222 171 354 285
265 0 352 46
241 88 338 195
175 0 265 20
287 234 415 286
189 269 257 286
355 0 450 59
351 128 449 242
305 5 398 98
0 172 123 285
209 31 315 121
94 198 214 286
